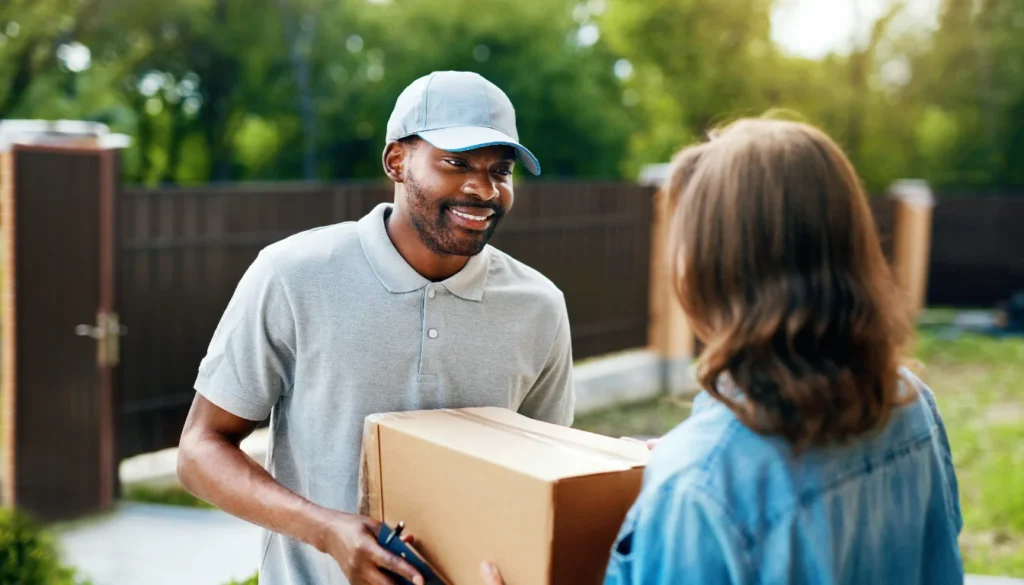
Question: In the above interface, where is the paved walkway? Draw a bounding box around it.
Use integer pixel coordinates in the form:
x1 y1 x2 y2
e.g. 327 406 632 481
119 430 270 490
108 426 1024 585
56 501 1023 585
57 503 263 585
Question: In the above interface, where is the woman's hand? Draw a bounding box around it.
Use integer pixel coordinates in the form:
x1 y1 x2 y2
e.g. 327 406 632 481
480 562 505 585
620 436 660 450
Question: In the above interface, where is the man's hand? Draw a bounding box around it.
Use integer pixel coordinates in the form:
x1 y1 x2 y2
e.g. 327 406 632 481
318 511 424 585
480 561 505 585
178 397 422 584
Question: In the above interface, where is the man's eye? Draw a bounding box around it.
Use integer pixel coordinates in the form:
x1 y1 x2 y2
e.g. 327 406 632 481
445 159 467 168
494 169 513 177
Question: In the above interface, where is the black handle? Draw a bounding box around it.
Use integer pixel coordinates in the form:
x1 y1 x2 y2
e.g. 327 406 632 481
377 521 443 585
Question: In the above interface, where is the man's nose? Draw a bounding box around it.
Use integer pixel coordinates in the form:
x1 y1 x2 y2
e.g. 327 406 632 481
462 173 500 201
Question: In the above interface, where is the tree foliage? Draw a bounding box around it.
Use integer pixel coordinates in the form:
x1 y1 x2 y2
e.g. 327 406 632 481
0 0 1021 191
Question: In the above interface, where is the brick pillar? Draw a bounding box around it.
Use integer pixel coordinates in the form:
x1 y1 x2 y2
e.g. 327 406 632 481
889 180 935 319
647 186 696 393
0 150 15 507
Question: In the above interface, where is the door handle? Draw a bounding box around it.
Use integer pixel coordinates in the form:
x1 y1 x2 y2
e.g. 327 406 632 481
75 324 103 339
75 312 126 367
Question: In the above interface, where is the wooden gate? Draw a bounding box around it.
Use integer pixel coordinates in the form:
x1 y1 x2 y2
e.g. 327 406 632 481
0 145 121 521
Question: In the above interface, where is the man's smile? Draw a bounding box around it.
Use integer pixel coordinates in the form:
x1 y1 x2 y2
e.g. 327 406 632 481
446 206 495 230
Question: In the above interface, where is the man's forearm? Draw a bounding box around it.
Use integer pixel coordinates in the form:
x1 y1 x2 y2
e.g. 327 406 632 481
177 433 333 551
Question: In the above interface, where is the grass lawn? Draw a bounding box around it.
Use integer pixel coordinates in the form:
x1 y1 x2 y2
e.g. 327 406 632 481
575 394 692 439
123 485 212 509
916 329 1024 577
576 327 1024 578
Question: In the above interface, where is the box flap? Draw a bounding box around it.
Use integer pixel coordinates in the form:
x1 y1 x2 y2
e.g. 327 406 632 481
373 407 649 482
357 412 393 520
377 425 555 584
551 470 644 584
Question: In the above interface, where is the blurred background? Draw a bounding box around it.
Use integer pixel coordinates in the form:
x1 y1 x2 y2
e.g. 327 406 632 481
1 0 1021 190
0 0 1022 584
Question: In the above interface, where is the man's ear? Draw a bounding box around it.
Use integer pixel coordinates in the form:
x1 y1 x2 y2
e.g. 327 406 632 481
382 141 408 183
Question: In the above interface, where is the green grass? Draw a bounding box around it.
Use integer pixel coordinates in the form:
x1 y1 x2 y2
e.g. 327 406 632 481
915 331 1024 576
576 395 692 438
575 328 1024 578
122 485 213 509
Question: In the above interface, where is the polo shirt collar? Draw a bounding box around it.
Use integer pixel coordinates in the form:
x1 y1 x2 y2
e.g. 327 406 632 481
357 203 490 302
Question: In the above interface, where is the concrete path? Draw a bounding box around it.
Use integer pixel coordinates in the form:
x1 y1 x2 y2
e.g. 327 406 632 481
55 502 1023 585
57 503 262 585
108 386 1022 585
119 430 271 490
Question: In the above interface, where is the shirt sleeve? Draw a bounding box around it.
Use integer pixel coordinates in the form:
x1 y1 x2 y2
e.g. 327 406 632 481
605 483 749 585
918 382 964 535
194 249 297 422
517 294 575 427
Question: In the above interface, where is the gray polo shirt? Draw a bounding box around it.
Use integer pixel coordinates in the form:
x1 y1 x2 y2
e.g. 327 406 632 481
194 202 575 585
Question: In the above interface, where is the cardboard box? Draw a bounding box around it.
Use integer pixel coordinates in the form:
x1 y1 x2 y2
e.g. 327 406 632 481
358 407 649 585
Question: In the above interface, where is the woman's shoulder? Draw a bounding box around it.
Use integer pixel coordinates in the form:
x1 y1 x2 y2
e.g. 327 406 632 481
887 366 949 445
642 392 783 498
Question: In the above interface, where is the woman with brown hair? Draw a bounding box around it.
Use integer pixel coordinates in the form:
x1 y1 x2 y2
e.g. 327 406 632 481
482 118 963 584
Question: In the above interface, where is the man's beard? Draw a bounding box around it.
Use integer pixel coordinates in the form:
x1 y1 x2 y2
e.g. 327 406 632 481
404 172 504 257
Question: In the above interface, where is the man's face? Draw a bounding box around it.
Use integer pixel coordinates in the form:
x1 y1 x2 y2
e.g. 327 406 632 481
400 139 516 257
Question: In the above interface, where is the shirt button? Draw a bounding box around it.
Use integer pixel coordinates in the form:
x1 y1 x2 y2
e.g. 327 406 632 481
428 289 436 299
428 328 438 339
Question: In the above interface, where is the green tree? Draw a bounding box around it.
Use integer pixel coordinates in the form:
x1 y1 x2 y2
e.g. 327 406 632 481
900 0 1024 187
3 0 1022 189
309 0 633 178
599 0 776 174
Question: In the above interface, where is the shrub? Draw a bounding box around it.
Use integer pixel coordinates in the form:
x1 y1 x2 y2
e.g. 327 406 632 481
123 485 212 509
224 573 258 585
0 507 90 585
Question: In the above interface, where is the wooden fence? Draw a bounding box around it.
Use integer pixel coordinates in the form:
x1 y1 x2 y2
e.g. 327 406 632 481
117 181 654 458
114 182 1024 459
10 146 1021 520
926 194 1024 306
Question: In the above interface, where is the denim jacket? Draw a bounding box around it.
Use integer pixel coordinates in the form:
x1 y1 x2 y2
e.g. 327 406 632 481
605 369 964 585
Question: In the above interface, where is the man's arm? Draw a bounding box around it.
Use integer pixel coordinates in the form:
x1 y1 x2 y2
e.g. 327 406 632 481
178 395 329 549
178 396 423 585
517 295 575 426
178 249 422 585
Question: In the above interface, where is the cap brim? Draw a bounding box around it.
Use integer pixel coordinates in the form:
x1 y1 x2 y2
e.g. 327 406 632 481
416 126 541 176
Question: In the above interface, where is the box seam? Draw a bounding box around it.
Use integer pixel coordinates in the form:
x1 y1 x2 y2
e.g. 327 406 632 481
548 479 559 583
377 424 385 521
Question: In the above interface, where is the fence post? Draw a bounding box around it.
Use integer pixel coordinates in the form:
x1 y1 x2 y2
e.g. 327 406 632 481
641 164 696 395
0 150 12 507
888 179 935 319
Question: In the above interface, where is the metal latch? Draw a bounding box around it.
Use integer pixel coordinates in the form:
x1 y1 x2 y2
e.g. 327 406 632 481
75 311 127 367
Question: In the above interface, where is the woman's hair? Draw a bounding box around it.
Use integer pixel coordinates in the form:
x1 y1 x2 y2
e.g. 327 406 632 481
666 118 913 450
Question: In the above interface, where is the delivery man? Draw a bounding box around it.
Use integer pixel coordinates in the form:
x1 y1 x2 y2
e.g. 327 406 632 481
176 71 575 585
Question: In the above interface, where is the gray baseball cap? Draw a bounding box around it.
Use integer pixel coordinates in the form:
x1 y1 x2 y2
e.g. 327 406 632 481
385 71 541 175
